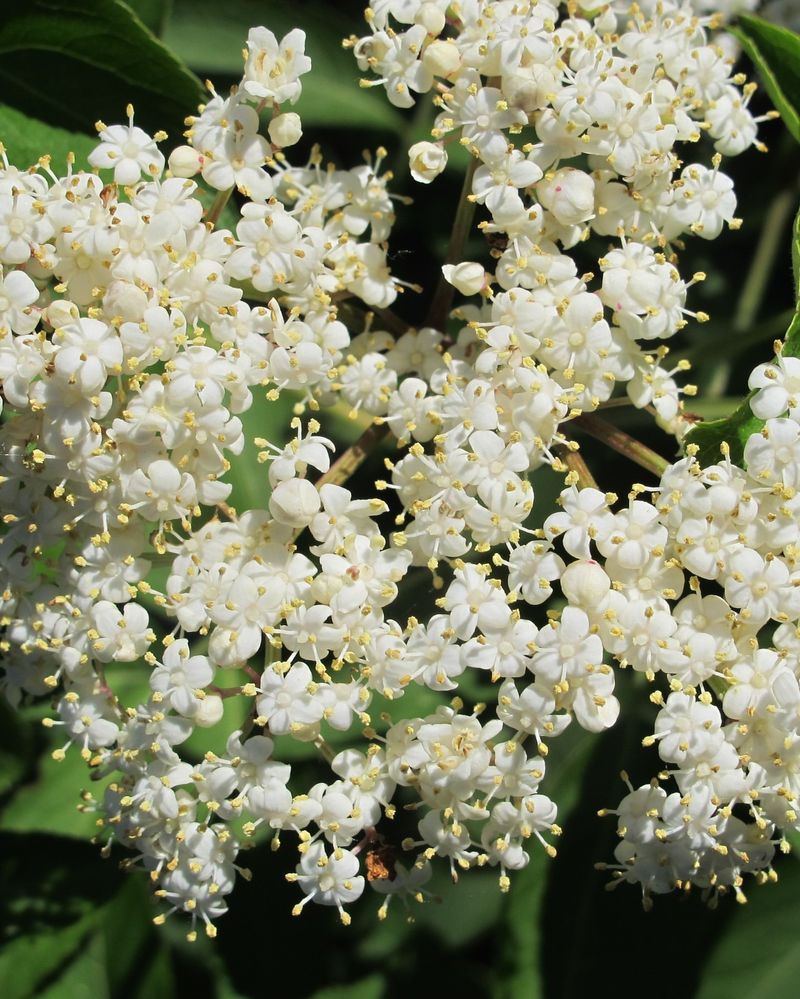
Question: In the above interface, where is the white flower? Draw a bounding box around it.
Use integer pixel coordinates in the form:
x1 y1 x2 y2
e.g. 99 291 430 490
89 601 154 663
0 265 39 334
242 28 312 105
88 107 164 185
293 842 364 922
256 663 325 736
149 640 214 718
408 141 448 183
670 161 738 239
749 353 800 420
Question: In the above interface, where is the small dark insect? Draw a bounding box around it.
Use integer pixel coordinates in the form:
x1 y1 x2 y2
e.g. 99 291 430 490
485 230 509 252
365 843 397 882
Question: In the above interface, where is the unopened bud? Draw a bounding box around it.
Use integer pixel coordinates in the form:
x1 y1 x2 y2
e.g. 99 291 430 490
538 168 596 226
45 299 79 328
415 2 446 35
194 693 224 727
268 112 303 149
168 144 203 178
422 39 461 78
560 559 611 608
441 261 485 297
269 477 321 528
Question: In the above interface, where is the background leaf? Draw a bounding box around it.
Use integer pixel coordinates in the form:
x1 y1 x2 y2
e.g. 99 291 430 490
0 102 96 169
793 202 800 299
539 683 736 999
732 15 800 144
684 235 800 467
126 0 172 36
307 975 385 999
0 833 125 999
682 395 763 467
494 725 594 999
695 852 800 999
0 0 203 140
0 744 99 838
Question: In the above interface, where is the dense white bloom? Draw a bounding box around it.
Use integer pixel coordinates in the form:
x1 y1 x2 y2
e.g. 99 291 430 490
0 0 784 936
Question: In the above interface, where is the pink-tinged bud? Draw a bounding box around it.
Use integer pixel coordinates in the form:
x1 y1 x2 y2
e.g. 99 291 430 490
168 144 203 178
538 168 596 225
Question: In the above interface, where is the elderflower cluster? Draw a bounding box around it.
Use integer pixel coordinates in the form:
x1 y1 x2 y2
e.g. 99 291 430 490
0 0 792 937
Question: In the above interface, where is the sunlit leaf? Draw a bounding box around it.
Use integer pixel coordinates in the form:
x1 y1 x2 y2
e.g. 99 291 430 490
0 743 98 838
733 15 800 144
0 102 96 169
0 0 203 139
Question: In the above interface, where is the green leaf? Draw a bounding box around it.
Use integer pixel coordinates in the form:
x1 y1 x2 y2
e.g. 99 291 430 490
732 15 800 144
696 852 800 999
226 390 296 513
0 832 125 999
684 305 800 467
164 0 405 133
0 698 38 800
308 975 386 999
124 0 171 37
414 867 506 949
38 926 109 999
0 0 203 141
793 202 800 300
0 739 98 838
0 102 96 169
683 394 763 467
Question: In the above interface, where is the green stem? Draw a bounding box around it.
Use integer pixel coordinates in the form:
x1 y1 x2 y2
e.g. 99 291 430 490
705 187 796 398
206 186 234 227
735 188 796 334
338 298 410 337
554 442 598 489
314 422 389 491
425 153 479 331
574 413 670 479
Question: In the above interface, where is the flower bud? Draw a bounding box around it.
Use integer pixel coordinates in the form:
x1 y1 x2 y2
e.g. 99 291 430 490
103 280 148 322
415 2 446 36
194 694 224 727
268 112 303 149
168 144 203 178
503 66 557 115
269 477 321 528
422 39 461 78
441 261 485 297
44 299 79 328
408 141 448 184
537 168 596 225
560 559 611 608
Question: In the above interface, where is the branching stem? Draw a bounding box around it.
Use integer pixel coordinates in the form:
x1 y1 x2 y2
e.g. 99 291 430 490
574 413 669 479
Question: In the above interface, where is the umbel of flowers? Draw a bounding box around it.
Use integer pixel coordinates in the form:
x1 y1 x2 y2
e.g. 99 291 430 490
0 0 790 937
